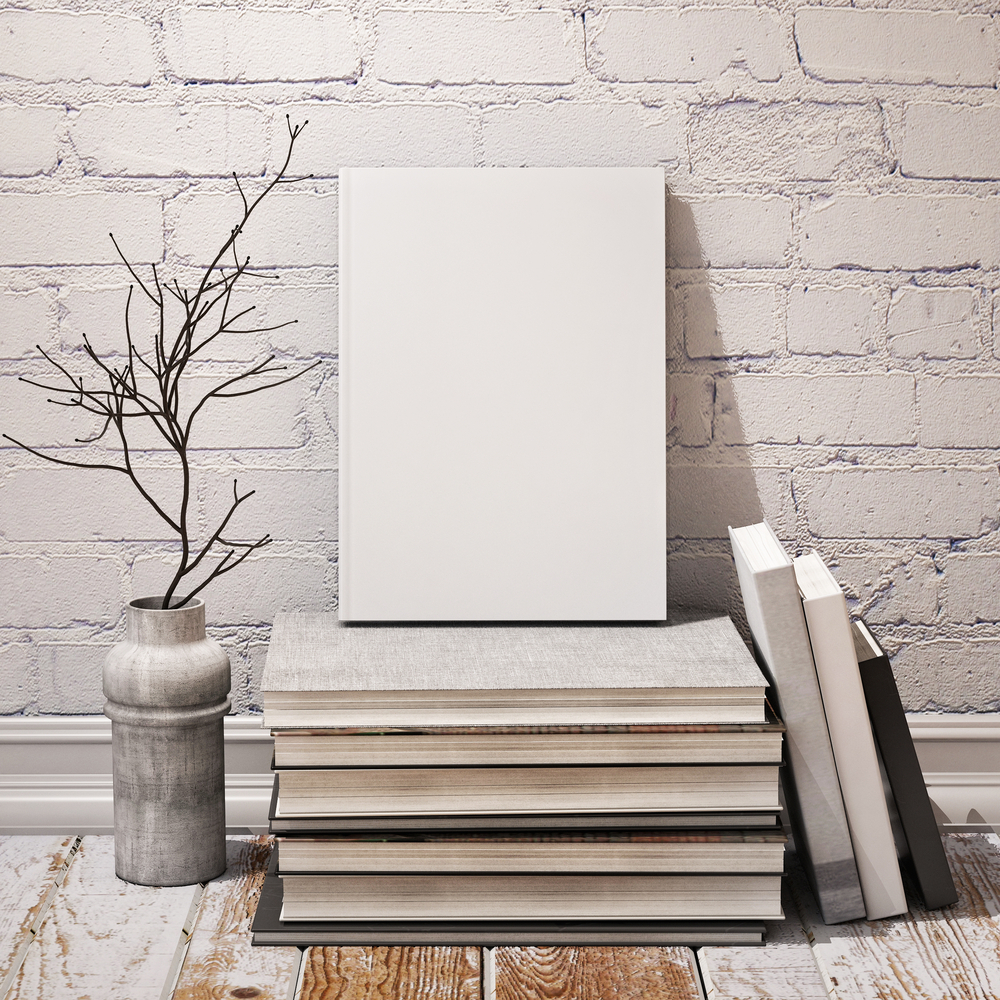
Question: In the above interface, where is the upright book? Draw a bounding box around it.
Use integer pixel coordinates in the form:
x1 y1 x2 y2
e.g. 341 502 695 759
729 522 865 924
261 613 769 728
794 552 906 920
851 618 958 910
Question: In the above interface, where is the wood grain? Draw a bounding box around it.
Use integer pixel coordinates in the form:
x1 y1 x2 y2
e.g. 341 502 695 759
296 946 480 1000
0 836 80 993
5 835 200 1000
172 836 301 1000
795 833 1000 999
699 859 828 1000
493 946 701 1000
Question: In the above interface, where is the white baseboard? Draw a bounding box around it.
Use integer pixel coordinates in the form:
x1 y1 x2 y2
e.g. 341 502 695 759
0 715 273 835
2 713 1000 835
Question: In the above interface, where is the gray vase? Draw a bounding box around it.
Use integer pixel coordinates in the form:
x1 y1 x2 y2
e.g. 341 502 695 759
103 597 231 886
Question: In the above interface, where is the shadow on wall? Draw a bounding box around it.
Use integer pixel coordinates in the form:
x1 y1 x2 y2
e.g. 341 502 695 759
665 190 767 629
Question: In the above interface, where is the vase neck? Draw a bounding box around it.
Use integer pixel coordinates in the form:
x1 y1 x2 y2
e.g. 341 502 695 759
127 598 206 645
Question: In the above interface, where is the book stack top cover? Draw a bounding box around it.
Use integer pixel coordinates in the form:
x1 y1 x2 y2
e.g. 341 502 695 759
260 613 770 728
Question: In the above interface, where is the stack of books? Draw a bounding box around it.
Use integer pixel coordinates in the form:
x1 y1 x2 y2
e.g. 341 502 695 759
252 613 787 946
729 521 958 925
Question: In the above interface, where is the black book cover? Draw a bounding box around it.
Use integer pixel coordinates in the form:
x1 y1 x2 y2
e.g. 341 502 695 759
851 619 958 910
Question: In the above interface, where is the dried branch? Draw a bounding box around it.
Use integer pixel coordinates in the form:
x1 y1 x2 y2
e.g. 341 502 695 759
7 118 318 608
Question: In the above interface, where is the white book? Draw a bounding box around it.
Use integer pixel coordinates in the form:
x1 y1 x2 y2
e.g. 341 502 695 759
794 551 907 920
729 522 865 924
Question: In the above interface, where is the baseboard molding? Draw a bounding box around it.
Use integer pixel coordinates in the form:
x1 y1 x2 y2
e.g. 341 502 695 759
3 713 1000 835
0 715 273 835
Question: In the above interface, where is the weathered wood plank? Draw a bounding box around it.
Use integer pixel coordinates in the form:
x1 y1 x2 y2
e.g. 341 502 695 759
5 835 200 1000
698 854 829 999
0 836 80 993
494 946 701 1000
172 836 301 1000
796 833 1000 1000
296 946 480 1000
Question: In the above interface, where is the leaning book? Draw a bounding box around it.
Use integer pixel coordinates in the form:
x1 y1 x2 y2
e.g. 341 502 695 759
729 522 865 924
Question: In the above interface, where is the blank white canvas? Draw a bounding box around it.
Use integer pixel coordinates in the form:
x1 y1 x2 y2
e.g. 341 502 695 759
339 167 666 621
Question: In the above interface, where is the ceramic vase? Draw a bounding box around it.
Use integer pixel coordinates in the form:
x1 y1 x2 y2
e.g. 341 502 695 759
103 597 231 886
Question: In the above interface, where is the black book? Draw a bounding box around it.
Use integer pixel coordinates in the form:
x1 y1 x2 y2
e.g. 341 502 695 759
851 618 958 910
250 853 767 946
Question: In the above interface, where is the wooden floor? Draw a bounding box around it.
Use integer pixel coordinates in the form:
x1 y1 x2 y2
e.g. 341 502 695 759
3 834 1000 1000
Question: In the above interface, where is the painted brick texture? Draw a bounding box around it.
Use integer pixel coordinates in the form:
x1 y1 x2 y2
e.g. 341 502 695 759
3 0 1000 715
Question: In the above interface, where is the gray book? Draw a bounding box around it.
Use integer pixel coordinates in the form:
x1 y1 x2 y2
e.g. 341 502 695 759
729 522 865 924
261 613 768 728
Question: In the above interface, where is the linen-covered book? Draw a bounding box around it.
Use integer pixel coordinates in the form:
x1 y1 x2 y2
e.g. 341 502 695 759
271 714 785 767
729 522 865 924
794 552 906 920
278 872 785 922
261 613 768 728
273 764 781 818
275 829 787 874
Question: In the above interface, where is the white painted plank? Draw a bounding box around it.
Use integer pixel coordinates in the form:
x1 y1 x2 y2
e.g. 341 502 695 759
698 855 829 1000
172 836 301 1000
795 833 1000 999
0 836 80 992
5 835 199 1000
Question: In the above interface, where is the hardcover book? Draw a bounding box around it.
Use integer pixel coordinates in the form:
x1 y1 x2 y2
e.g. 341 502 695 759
261 613 768 728
794 552 906 920
729 522 865 924
851 618 958 910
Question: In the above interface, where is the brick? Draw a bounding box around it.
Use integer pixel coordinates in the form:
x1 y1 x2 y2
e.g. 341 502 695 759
888 287 976 360
170 190 336 268
668 195 791 269
70 104 270 177
0 643 31 713
829 553 940 626
943 553 1000 623
893 640 1000 712
667 375 713 447
481 102 684 167
376 10 577 85
669 465 794 539
0 556 123 628
0 468 174 541
902 104 1000 180
667 552 735 612
286 103 475 172
36 643 106 713
0 107 63 176
589 7 789 83
199 469 337 542
0 11 155 84
164 8 358 83
801 195 1000 271
684 284 778 359
798 467 1000 538
795 9 994 86
919 377 1000 448
788 285 876 356
131 552 335 625
0 193 163 266
0 290 54 358
721 374 916 446
691 101 889 181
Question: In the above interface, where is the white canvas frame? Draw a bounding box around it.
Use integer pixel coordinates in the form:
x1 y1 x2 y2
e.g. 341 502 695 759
339 167 666 621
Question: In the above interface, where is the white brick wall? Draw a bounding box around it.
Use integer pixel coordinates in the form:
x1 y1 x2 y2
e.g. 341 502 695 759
4 0 1000 715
